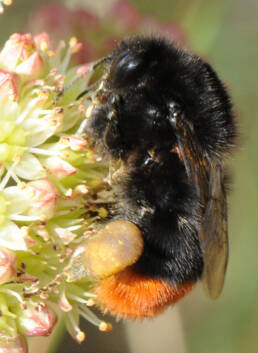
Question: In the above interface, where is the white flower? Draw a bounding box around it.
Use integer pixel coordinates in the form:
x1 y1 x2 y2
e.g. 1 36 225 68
0 32 111 350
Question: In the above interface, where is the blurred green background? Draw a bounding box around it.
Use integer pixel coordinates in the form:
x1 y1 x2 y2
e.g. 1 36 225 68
1 0 257 352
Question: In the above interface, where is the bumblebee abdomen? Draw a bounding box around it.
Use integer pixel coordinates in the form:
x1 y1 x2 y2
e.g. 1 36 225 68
119 149 204 284
95 268 195 319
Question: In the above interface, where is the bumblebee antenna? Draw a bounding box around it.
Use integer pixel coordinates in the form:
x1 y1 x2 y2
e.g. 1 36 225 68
56 55 113 101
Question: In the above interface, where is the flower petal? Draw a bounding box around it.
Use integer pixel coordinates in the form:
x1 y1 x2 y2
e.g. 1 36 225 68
14 153 46 180
0 221 28 251
52 226 77 245
15 52 44 79
22 116 61 147
0 70 19 101
3 186 31 214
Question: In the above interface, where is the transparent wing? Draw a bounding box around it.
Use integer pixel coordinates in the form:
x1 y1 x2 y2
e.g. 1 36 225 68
173 117 228 299
199 164 228 298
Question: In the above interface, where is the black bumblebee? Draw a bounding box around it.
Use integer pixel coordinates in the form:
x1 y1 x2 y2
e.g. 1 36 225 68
83 36 236 319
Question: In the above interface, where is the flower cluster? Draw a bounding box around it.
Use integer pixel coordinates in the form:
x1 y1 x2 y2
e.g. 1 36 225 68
0 33 111 352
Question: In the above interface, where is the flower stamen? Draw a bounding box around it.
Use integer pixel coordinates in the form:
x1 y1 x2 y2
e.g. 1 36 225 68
28 147 59 156
66 311 86 343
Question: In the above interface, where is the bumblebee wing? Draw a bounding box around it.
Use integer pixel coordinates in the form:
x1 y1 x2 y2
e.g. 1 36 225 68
200 163 228 299
174 119 228 299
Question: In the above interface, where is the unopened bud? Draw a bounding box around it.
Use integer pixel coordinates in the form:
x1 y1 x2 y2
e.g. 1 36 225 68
26 179 59 220
18 303 57 337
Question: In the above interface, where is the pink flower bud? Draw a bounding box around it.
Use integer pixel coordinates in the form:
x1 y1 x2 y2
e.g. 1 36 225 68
0 70 19 101
60 136 87 151
18 303 57 337
26 179 58 220
0 247 17 284
0 335 28 353
44 157 77 179
0 33 35 71
0 33 44 79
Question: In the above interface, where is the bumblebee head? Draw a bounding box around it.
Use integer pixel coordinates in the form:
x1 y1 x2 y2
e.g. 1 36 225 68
86 36 235 159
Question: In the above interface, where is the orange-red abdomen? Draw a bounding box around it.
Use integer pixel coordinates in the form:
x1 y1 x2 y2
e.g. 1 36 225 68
95 268 194 319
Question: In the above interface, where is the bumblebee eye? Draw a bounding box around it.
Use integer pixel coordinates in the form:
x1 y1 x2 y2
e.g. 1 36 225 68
110 50 145 87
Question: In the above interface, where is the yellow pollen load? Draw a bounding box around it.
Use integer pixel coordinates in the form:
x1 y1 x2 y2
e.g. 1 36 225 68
82 220 144 280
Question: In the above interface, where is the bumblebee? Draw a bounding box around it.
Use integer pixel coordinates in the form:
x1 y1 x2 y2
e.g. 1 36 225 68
83 36 236 319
